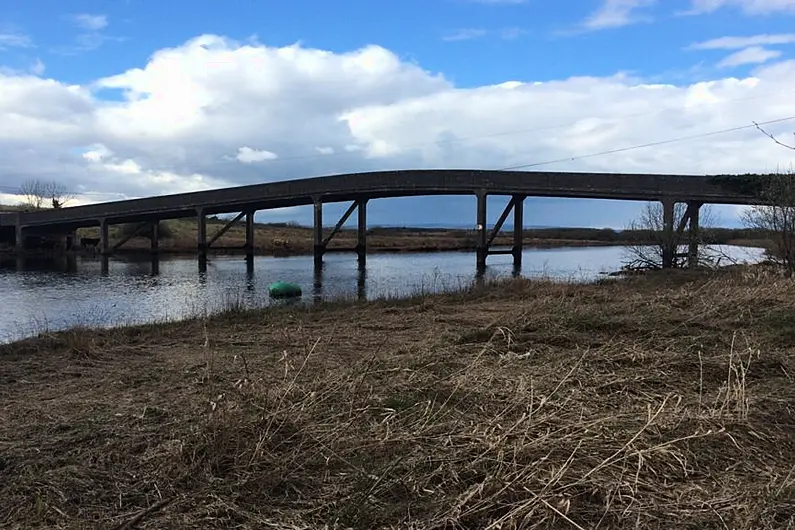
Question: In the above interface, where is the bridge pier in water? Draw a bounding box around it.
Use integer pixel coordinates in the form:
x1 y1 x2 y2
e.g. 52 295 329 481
312 198 368 267
196 208 256 272
660 199 702 269
476 192 526 271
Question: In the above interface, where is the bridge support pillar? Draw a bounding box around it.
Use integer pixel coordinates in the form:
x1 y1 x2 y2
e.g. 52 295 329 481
477 193 524 270
512 195 524 268
356 199 367 267
313 199 324 267
245 211 255 261
687 201 701 269
66 230 77 251
15 221 24 253
313 198 368 266
476 191 487 270
197 208 207 271
151 221 159 254
99 219 110 256
661 199 675 269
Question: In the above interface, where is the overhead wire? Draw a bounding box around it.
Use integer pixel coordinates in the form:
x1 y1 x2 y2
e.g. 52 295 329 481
497 115 795 171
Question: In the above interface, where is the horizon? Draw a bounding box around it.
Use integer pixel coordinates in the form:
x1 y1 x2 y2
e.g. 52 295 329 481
1 0 794 229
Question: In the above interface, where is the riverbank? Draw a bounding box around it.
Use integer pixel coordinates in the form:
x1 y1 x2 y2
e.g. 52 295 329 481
2 265 793 529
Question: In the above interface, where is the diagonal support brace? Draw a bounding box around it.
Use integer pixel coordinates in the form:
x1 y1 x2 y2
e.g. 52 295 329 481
112 221 150 252
487 196 518 248
207 211 246 248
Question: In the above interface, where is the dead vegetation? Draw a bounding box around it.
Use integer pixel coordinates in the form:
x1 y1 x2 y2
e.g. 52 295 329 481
1 267 794 529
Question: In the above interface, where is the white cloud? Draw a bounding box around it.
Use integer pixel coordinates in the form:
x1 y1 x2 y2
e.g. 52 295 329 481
442 27 526 41
0 33 794 221
233 146 278 163
683 0 795 15
688 33 795 50
0 32 32 49
29 58 45 76
717 46 782 67
70 14 108 31
582 0 657 30
442 29 488 41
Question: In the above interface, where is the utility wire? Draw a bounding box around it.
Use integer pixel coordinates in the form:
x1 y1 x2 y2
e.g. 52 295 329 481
497 115 795 171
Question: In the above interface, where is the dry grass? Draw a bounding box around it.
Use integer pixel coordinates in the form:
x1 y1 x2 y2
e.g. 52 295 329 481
1 267 795 529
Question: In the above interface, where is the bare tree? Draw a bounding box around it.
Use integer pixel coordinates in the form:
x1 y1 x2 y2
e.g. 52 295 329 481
622 201 718 270
742 123 795 275
740 172 795 276
18 179 73 209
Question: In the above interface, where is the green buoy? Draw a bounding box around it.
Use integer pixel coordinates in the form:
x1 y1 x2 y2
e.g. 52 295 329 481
268 281 303 299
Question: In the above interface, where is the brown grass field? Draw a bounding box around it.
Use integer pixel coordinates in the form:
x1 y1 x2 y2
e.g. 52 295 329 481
1 265 794 529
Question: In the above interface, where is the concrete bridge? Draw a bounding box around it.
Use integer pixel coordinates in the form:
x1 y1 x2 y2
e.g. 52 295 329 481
0 169 767 270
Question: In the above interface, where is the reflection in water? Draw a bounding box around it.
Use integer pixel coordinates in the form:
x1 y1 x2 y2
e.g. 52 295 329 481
0 244 766 343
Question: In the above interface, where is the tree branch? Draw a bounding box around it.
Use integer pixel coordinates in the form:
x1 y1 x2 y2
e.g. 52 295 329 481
754 121 795 151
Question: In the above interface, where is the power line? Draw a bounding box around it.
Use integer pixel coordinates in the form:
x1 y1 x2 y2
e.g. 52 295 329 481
498 115 795 171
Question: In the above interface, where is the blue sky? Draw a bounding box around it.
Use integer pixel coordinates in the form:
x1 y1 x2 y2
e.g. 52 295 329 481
1 0 795 228
5 0 794 84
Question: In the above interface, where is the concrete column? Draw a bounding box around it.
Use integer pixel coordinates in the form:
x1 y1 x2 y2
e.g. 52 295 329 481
99 219 110 256
357 263 366 301
197 208 207 272
66 230 77 252
197 208 207 255
356 199 367 266
151 221 159 254
476 191 487 269
245 211 255 261
512 195 524 268
15 218 24 253
661 199 675 269
688 201 701 269
313 198 324 267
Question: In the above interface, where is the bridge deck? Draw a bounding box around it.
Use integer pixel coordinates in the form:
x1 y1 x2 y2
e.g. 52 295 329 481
0 170 761 230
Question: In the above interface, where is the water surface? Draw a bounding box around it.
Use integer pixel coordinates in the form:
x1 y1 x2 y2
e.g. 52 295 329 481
0 245 765 343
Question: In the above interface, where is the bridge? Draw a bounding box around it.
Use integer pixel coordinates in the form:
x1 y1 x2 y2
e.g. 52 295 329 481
0 169 766 270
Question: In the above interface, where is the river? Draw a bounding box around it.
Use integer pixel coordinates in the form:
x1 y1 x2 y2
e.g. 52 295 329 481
0 245 766 343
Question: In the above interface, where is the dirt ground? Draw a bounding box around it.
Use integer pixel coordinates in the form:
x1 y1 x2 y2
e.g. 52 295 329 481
1 266 794 529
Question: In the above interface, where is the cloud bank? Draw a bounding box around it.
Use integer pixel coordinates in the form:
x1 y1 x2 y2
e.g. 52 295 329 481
0 33 793 225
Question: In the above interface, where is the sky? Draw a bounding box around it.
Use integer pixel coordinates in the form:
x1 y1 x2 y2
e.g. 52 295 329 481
1 0 795 229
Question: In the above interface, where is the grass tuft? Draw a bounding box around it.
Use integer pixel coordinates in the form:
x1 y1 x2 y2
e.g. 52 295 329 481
0 265 794 528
